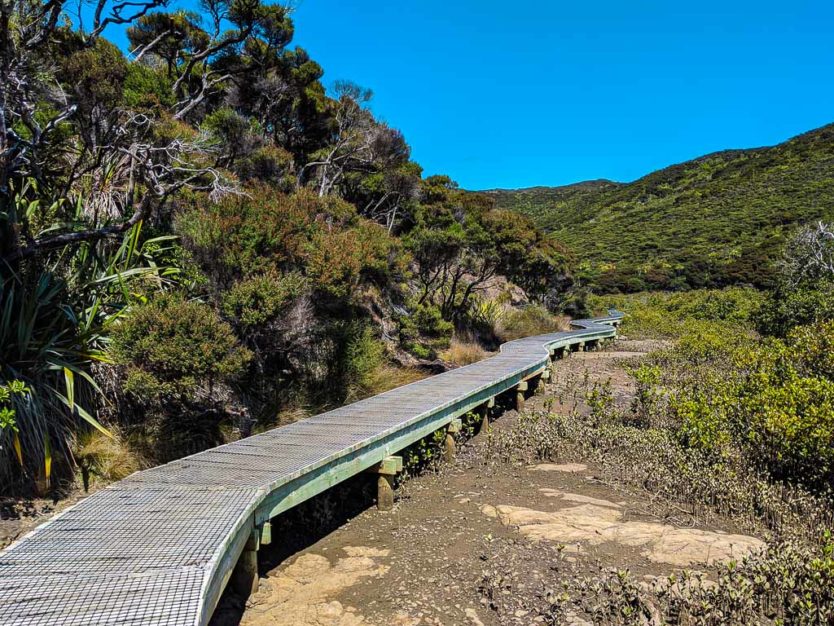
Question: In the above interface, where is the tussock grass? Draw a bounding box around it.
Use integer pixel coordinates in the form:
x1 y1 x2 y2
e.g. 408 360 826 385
496 305 569 342
345 363 428 404
440 337 491 366
74 429 146 491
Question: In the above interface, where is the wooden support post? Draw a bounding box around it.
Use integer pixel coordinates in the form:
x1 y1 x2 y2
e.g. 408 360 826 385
231 526 260 597
478 398 493 434
577 341 586 352
377 475 394 511
445 418 462 463
516 380 528 412
367 455 403 511
259 521 272 546
538 369 550 394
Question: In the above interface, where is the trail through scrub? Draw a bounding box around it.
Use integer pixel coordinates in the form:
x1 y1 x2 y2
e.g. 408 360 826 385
213 339 772 626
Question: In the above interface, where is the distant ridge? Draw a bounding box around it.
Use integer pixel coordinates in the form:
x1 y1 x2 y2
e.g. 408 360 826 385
489 124 834 292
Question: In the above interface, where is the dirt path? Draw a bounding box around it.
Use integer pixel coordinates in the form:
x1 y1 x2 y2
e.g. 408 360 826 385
213 340 764 626
0 489 89 550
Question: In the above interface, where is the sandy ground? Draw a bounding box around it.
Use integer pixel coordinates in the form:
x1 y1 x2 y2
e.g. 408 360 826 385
0 489 89 550
211 339 764 626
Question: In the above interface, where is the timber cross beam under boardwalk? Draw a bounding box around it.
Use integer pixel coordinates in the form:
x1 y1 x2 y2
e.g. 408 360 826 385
0 312 623 626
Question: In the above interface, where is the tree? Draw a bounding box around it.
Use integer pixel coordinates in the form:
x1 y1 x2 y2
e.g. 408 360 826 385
127 0 294 120
779 221 834 288
757 221 834 337
407 182 500 321
0 0 167 195
0 0 240 264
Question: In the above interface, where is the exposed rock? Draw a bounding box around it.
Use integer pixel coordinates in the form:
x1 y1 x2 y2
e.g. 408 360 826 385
539 488 623 508
243 547 389 626
482 500 764 567
529 463 588 473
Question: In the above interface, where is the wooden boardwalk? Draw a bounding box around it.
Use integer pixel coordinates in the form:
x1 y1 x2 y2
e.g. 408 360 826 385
0 313 621 625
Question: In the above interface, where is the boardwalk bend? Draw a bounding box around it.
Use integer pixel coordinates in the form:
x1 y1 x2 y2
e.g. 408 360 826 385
0 312 622 625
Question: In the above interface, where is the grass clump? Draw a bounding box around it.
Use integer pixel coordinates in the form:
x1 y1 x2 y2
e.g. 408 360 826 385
440 337 491 366
74 429 146 491
496 305 568 342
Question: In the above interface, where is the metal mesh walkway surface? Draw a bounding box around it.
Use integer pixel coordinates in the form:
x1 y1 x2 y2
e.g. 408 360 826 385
0 314 621 625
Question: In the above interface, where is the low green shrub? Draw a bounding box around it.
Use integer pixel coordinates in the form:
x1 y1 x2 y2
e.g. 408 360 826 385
756 279 834 337
635 316 834 490
111 294 252 460
338 322 385 400
398 303 453 359
589 287 764 339
221 270 306 330
113 293 251 401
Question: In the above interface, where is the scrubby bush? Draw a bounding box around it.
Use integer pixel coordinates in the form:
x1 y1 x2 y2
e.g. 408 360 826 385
111 294 251 460
221 271 307 330
589 287 764 338
728 323 834 486
756 279 834 337
176 187 319 286
540 542 834 625
178 186 401 303
305 223 398 298
623 298 834 490
398 303 453 359
113 294 251 401
336 322 385 401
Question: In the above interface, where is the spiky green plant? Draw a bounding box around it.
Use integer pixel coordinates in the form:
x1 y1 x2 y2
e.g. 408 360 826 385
0 220 178 492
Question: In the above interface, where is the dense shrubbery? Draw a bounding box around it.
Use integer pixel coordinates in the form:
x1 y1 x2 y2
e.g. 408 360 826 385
588 287 765 338
597 231 834 491
110 294 252 460
0 0 579 492
495 126 834 293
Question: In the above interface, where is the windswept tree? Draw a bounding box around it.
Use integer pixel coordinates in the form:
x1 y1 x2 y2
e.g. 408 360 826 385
779 220 834 288
758 220 834 337
127 0 294 120
298 81 376 196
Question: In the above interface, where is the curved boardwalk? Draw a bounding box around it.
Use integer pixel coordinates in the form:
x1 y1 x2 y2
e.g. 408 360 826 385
0 314 621 625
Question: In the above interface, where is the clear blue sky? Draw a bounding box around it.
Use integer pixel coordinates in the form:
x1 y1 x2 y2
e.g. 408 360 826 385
288 0 834 189
106 0 834 189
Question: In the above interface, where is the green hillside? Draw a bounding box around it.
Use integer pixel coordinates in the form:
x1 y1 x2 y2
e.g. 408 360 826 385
488 125 834 292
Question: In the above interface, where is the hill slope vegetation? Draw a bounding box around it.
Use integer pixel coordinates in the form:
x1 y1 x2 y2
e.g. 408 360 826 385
489 125 834 292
